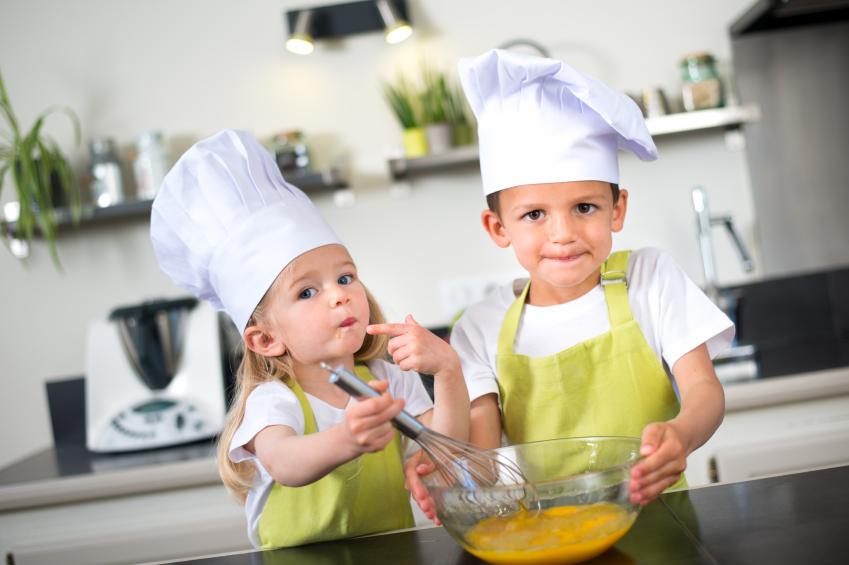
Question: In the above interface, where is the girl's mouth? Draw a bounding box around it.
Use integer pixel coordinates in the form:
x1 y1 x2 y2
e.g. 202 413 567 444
340 317 357 328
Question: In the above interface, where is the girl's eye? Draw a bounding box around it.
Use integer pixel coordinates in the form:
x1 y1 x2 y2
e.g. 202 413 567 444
576 203 596 214
338 275 353 285
299 288 317 300
525 210 544 221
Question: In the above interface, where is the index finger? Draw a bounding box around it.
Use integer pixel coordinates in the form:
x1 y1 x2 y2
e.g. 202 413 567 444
367 323 413 336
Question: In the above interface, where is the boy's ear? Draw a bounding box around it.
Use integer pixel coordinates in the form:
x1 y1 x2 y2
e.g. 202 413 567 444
481 210 512 248
244 325 287 358
612 189 628 233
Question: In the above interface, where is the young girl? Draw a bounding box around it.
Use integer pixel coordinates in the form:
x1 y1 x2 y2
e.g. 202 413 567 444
151 130 469 548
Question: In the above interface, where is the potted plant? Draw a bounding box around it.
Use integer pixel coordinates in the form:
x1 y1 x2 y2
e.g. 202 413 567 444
0 67 80 268
445 81 473 147
419 65 453 155
381 74 428 158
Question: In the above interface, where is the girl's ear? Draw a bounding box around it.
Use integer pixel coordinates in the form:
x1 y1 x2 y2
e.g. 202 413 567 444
244 326 287 358
481 210 512 248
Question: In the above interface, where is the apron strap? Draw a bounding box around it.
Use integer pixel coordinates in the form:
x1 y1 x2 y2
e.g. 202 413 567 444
600 250 634 327
497 280 531 356
286 364 375 436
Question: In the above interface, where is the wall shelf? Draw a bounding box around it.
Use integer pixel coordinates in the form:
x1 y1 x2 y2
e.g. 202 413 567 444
387 103 762 180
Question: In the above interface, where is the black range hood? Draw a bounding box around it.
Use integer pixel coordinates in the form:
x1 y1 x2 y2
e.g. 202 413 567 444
731 0 849 35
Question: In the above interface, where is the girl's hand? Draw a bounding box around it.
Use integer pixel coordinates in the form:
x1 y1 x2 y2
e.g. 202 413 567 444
367 315 461 379
629 421 688 505
403 450 441 525
343 380 405 454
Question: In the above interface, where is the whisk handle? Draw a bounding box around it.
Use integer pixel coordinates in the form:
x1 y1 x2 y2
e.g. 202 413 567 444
320 362 424 440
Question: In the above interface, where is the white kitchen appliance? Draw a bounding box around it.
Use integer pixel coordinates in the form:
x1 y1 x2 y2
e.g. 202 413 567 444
85 298 228 452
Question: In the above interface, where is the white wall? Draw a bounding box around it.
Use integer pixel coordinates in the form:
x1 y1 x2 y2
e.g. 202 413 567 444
0 0 759 469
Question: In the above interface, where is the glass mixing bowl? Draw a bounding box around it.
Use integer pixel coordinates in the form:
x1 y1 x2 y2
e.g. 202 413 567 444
421 437 643 565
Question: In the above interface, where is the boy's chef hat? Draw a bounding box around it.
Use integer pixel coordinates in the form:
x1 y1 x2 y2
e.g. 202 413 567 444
151 129 343 332
459 49 657 196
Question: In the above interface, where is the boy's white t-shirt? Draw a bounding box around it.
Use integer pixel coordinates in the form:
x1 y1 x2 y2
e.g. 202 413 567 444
228 358 434 548
451 247 735 404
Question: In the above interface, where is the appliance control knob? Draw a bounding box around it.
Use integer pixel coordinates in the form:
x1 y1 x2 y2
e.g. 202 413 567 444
176 414 185 429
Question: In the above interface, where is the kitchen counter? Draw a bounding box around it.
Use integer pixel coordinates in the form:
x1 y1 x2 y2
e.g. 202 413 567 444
154 465 849 565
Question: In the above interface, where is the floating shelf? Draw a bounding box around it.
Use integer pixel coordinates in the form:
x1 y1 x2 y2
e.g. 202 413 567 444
3 167 348 238
387 103 762 180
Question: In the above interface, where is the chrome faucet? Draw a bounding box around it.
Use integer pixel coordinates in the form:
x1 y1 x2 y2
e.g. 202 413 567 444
692 187 754 302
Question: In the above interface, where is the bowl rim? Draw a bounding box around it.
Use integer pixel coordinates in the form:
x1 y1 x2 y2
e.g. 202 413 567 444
421 435 643 493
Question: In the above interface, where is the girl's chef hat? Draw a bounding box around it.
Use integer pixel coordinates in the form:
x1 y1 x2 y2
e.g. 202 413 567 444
459 49 658 196
150 129 343 332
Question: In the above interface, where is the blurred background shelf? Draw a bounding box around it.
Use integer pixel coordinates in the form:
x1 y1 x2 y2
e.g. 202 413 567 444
3 168 347 237
387 103 762 180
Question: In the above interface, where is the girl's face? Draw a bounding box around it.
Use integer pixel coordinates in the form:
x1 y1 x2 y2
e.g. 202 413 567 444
262 244 370 366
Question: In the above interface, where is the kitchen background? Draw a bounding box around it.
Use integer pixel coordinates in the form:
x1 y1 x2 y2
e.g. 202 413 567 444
1 0 763 472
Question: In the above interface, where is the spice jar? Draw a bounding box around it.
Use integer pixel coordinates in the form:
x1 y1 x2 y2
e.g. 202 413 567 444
269 131 310 176
89 138 124 208
680 53 723 112
133 131 169 200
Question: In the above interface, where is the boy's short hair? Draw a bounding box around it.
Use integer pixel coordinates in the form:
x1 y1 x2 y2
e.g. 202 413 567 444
486 183 620 217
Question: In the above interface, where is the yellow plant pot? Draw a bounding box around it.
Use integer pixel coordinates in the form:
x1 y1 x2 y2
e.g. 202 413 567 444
402 127 428 158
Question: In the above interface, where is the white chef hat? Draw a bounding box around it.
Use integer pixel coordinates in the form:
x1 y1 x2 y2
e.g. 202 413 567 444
459 49 657 196
150 129 343 332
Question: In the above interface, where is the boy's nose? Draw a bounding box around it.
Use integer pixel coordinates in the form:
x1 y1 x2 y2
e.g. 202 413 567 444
548 215 577 243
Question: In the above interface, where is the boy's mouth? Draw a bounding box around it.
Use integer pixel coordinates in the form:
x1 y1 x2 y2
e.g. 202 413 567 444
339 317 357 328
544 252 586 263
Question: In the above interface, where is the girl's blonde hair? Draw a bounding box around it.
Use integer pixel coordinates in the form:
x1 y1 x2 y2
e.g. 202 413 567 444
216 268 389 504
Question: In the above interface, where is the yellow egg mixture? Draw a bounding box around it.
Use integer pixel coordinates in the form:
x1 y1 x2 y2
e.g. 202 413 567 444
462 504 635 565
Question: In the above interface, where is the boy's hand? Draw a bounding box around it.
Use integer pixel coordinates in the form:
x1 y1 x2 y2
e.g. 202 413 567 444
403 450 441 525
629 421 688 505
343 380 405 455
367 315 461 379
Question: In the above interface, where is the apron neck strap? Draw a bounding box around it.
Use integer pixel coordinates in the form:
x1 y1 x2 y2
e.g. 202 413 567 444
287 364 376 435
600 250 634 327
497 280 531 356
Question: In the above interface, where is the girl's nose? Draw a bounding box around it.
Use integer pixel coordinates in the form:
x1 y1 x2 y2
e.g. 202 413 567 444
329 285 351 307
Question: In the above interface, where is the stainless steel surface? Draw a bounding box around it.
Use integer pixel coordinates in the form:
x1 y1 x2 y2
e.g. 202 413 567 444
321 362 532 513
692 186 754 300
733 20 849 277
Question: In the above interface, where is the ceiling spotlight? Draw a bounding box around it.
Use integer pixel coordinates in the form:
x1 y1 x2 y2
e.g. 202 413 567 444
286 9 315 54
375 0 412 44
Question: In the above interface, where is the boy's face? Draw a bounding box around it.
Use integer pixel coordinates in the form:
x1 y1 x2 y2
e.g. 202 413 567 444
481 181 628 305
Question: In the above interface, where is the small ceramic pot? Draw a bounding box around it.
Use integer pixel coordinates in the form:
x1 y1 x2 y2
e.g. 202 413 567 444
424 122 453 155
402 127 428 158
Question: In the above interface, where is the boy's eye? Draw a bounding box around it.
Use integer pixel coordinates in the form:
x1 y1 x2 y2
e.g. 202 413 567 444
299 288 317 300
576 203 596 214
338 274 353 285
525 210 544 221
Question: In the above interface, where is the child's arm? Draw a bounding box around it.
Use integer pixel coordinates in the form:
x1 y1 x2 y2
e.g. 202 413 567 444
629 342 724 504
248 380 405 488
367 315 470 440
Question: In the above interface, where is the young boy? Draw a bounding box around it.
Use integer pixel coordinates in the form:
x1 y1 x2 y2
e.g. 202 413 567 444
406 49 733 521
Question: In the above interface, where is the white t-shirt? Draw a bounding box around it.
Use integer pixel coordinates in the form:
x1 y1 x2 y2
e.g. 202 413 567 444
228 359 434 548
451 247 735 405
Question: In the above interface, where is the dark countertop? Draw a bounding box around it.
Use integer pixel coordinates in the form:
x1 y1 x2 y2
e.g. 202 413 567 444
167 465 849 565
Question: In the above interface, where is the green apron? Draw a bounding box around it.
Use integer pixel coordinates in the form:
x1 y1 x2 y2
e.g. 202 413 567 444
496 250 687 489
258 365 415 548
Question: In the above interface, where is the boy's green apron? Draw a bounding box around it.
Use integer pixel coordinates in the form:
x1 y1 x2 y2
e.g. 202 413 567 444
496 250 687 489
258 365 415 548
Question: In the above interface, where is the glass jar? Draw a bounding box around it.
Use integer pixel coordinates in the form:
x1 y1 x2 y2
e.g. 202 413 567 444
89 138 124 208
133 131 169 200
269 131 310 176
680 53 723 112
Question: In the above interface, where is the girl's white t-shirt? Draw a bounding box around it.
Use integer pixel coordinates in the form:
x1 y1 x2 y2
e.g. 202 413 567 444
451 247 735 404
228 358 434 548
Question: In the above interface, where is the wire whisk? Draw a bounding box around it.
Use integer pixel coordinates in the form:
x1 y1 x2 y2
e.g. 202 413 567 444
320 362 537 517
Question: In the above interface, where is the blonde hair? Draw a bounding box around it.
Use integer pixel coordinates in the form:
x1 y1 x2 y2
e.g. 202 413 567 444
216 269 389 503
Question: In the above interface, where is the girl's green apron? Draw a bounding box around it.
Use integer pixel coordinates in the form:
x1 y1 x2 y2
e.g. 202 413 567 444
496 250 687 488
258 365 415 548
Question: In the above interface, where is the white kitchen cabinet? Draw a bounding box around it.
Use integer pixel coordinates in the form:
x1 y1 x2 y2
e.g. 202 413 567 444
685 368 849 487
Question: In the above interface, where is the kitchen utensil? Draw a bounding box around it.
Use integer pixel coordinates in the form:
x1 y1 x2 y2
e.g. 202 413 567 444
422 436 644 565
85 299 228 452
320 362 535 517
